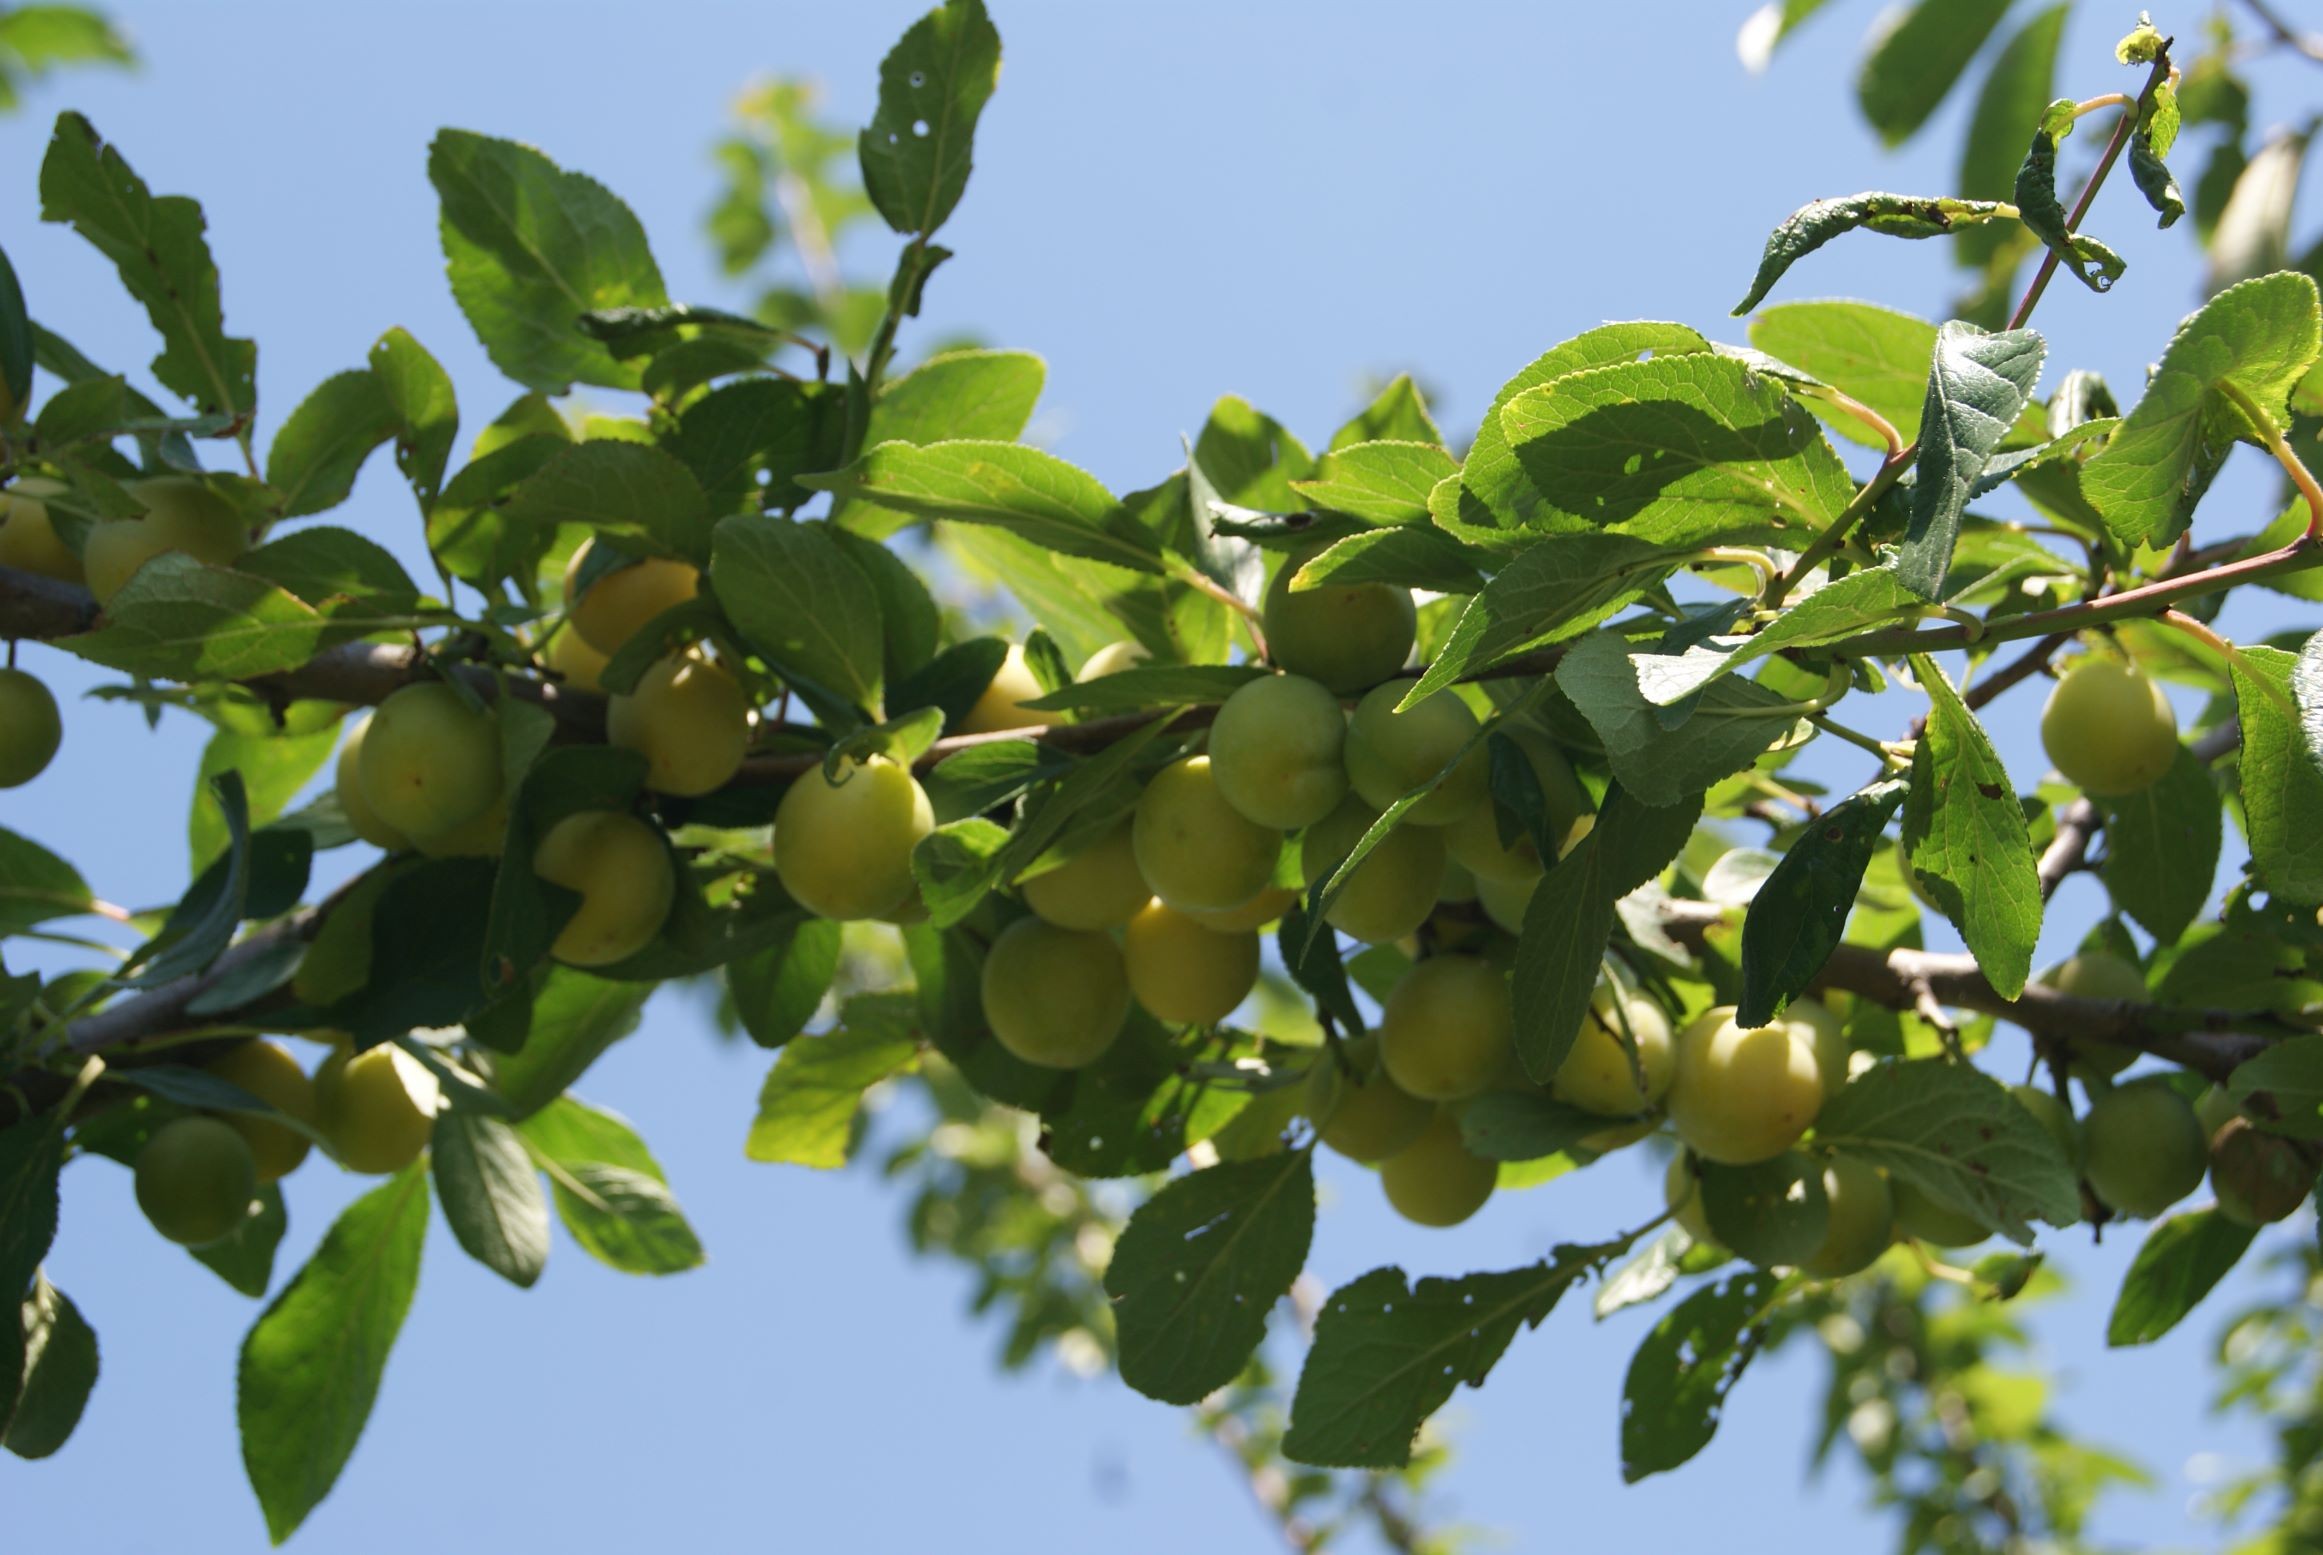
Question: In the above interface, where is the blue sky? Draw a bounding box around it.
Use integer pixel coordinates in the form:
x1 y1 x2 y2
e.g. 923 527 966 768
3 2 2318 1550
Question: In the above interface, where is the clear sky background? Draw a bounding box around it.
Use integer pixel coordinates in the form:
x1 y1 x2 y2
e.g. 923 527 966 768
3 2 2319 1551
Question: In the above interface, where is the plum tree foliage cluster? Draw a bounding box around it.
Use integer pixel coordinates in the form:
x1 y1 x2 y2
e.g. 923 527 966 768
7 0 2323 1547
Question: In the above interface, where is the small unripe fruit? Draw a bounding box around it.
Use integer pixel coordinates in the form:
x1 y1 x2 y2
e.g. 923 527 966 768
1890 1177 1989 1248
608 652 752 797
1261 546 1416 694
133 1116 257 1246
2209 1117 2317 1227
316 1044 439 1175
1553 988 1674 1117
1799 1155 1895 1278
0 668 61 788
0 478 84 583
1475 870 1538 935
980 916 1130 1069
1132 755 1281 913
2040 657 2179 796
1665 1151 1713 1243
358 682 502 842
1666 1007 1824 1165
1301 796 1445 945
540 625 610 693
1379 1109 1497 1228
2009 1083 2080 1165
1786 999 1848 1093
205 1040 319 1184
1122 900 1259 1025
1020 819 1150 930
1377 954 1515 1102
334 713 411 851
2041 952 2149 1077
1441 728 1590 881
564 541 701 655
958 643 1065 734
1184 885 1300 933
1078 640 1150 680
774 753 935 921
532 810 677 966
1343 680 1488 825
1303 1034 1432 1163
2082 1080 2207 1219
84 476 248 604
1207 673 1349 829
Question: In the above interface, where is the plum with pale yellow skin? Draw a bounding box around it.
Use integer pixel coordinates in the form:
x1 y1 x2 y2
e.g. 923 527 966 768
1121 900 1259 1025
532 810 677 967
1799 1155 1895 1278
1377 954 1514 1102
0 668 61 789
774 753 934 921
134 1116 256 1246
1020 818 1149 930
84 476 247 604
563 539 701 655
608 651 752 797
1442 728 1590 881
334 714 411 852
1552 988 1673 1117
1380 1110 1497 1227
1077 640 1150 680
1301 796 1444 945
979 916 1130 1069
1206 673 1348 829
356 681 503 842
958 643 1065 734
1132 755 1281 913
1891 1177 1989 1248
2041 656 2179 797
539 624 610 694
316 1044 440 1175
1475 870 1537 935
1343 680 1487 825
0 477 83 583
2082 1080 2207 1219
1261 545 1416 694
1666 1007 1824 1165
1185 885 1300 933
205 1039 319 1183
1785 998 1848 1092
1303 1034 1432 1163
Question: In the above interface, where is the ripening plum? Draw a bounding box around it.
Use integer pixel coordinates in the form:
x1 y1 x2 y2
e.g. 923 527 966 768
1261 545 1416 694
333 713 411 852
2040 656 2179 796
1553 987 1674 1117
532 810 677 966
1020 818 1150 930
1185 885 1301 933
958 643 1065 734
1301 796 1445 945
1122 900 1259 1025
0 477 83 583
2209 1117 2317 1227
1438 857 1480 905
1379 1109 1497 1228
1786 999 1849 1092
540 624 610 694
1303 1034 1433 1163
1377 954 1515 1102
0 668 61 789
2082 1080 2208 1219
1890 1177 1990 1249
1078 640 1151 680
608 651 753 797
1132 755 1282 913
1475 870 1538 935
979 916 1130 1069
356 681 503 842
205 1039 318 1184
2040 951 2148 1077
1798 1155 1895 1279
133 1116 257 1246
774 753 935 921
1343 680 1487 825
563 540 701 655
1206 673 1349 829
84 476 247 604
2196 1084 2244 1138
1441 727 1590 881
1666 1007 1824 1165
315 1044 440 1175
1664 1151 1714 1243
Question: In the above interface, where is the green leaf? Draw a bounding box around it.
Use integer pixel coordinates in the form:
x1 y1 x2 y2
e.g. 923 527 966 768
806 440 1163 575
1512 785 1703 1082
488 968 649 1118
0 824 91 936
1408 534 1679 699
726 917 842 1049
833 350 1043 535
1287 440 1458 524
238 528 422 618
1900 656 2040 999
1748 301 1937 447
710 515 887 716
2129 90 2187 231
2232 644 2323 908
1732 193 2011 315
1856 0 2010 146
1456 1090 1619 1161
1620 1270 1783 1481
2093 746 2221 944
1739 777 1909 1025
38 112 256 419
189 1183 285 1298
1019 663 1264 716
1284 1249 1604 1469
429 130 667 393
672 378 846 516
430 1112 549 1289
1329 374 1442 449
1555 633 1800 808
127 771 249 988
744 995 920 1169
266 370 399 519
508 440 713 563
1747 565 1923 660
0 9 132 71
2105 1208 2255 1347
2081 273 2323 547
520 1099 703 1275
0 243 31 410
0 1120 64 1306
1106 1150 1315 1406
238 1166 429 1545
64 554 327 681
859 0 1001 236
1897 323 2046 598
1815 1060 2080 1242
367 328 458 511
2227 1035 2323 1139
4 1275 96 1460
1955 6 2068 265
1701 1154 1829 1268
1288 525 1490 595
2013 113 2129 296
189 721 337 874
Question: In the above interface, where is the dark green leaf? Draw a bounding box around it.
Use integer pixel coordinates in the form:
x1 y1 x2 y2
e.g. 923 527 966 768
4 1275 96 1459
267 370 399 518
2093 746 2221 943
0 1121 63 1305
507 440 713 563
490 969 650 1118
1739 777 1909 1024
2106 1208 2254 1347
727 917 843 1049
1732 192 2011 315
673 377 846 516
189 1183 285 1298
1701 1154 1829 1267
2234 643 2323 907
1555 633 1800 808
236 528 421 618
744 994 920 1168
0 824 92 936
0 243 31 409
1457 1090 1618 1161
1289 525 1489 595
1287 440 1457 524
2227 1035 2323 1139
366 328 458 511
803 440 1164 575
1901 657 2040 999
912 817 1012 929
710 515 886 716
1620 1270 1783 1481
2013 112 2129 297
1407 534 1678 699
63 555 327 681
430 1112 549 1289
1955 6 2067 265
1019 664 1263 716
1815 1060 2080 1242
1856 0 2011 146
127 771 249 987
521 1099 703 1275
858 0 1001 236
1898 323 2046 598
